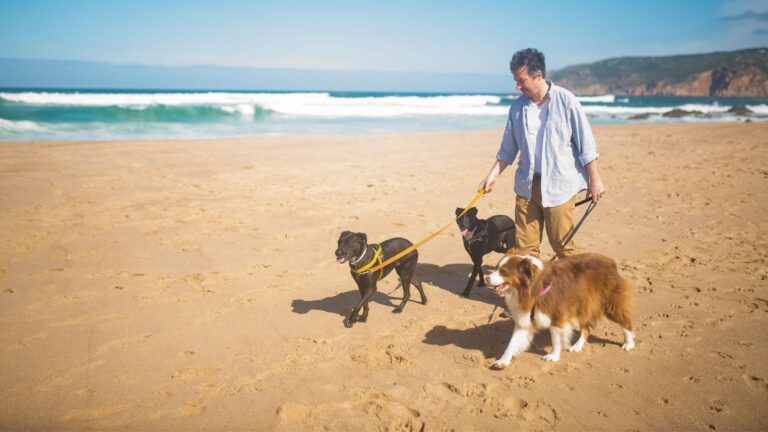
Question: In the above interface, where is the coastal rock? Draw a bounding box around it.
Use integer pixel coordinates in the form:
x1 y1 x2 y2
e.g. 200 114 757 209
662 109 706 118
727 105 753 116
629 113 654 120
551 48 768 97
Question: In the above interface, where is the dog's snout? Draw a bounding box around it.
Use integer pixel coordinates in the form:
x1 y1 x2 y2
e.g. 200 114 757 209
486 270 504 287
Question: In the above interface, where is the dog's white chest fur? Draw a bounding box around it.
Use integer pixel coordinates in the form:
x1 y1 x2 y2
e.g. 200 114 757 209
533 309 551 329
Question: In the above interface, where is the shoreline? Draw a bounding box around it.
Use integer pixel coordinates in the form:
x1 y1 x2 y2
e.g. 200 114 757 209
1 122 766 430
0 119 761 146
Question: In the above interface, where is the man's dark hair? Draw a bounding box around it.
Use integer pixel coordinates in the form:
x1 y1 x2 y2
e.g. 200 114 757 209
510 48 546 78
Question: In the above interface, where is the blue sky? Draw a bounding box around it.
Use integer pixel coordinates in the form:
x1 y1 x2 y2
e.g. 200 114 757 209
0 0 766 73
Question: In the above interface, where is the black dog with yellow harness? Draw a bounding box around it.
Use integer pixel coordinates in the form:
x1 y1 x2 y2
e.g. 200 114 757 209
335 231 426 328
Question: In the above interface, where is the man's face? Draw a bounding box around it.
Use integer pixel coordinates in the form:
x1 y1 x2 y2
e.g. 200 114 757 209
513 66 543 98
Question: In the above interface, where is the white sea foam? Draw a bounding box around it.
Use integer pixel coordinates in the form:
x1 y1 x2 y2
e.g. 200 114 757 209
577 95 615 103
675 103 731 114
746 104 768 115
0 118 46 132
265 94 505 117
582 105 672 115
0 91 506 118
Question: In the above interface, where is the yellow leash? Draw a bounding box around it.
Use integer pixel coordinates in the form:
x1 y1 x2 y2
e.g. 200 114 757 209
357 189 485 275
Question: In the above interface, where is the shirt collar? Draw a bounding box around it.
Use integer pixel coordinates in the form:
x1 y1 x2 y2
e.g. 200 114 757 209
524 80 554 107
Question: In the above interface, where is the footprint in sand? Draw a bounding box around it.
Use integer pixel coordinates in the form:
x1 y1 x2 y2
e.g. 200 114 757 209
706 399 728 414
95 334 152 356
232 289 259 305
60 405 130 422
503 375 536 390
743 375 768 392
192 307 235 327
151 398 207 419
41 360 107 391
170 366 221 383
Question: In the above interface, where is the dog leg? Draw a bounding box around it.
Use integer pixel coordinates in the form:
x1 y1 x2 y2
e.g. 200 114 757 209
569 327 589 352
493 327 532 369
622 328 635 351
461 263 481 297
543 327 564 362
605 298 634 351
413 279 427 305
346 284 377 327
394 275 411 313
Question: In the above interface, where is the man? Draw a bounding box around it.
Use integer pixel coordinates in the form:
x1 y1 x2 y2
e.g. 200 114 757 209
479 48 605 258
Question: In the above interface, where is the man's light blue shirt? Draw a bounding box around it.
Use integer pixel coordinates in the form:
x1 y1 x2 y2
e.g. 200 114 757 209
496 81 598 207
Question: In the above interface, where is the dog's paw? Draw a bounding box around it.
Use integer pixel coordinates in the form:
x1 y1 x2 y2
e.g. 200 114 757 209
460 291 471 298
491 361 509 370
542 353 560 362
568 339 585 353
358 315 367 323
392 307 403 314
621 341 635 351
343 318 354 328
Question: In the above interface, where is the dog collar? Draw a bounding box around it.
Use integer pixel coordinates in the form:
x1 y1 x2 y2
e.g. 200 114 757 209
355 245 383 276
539 277 554 297
351 246 368 265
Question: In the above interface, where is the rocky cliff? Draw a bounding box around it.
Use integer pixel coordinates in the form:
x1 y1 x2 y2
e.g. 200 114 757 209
550 48 768 97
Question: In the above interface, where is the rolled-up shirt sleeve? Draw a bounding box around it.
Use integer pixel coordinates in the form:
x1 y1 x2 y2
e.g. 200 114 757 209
496 108 519 164
569 101 598 167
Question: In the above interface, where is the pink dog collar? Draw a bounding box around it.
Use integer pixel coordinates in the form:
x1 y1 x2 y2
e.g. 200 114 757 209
539 278 554 297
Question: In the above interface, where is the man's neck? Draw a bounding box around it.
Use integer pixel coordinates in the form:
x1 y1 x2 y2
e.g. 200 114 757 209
530 81 551 106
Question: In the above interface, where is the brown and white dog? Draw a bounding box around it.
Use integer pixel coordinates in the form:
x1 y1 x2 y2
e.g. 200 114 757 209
484 250 635 368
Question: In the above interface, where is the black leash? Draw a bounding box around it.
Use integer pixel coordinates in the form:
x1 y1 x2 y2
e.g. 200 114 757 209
549 196 597 262
488 195 598 323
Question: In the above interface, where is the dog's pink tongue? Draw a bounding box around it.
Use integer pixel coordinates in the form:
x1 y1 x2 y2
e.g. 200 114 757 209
336 257 347 264
461 229 469 239
493 284 508 295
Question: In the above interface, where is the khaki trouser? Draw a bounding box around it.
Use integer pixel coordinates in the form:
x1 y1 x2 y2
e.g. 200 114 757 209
514 175 577 258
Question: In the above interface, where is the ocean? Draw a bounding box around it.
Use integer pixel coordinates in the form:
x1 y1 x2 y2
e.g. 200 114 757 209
1 89 767 141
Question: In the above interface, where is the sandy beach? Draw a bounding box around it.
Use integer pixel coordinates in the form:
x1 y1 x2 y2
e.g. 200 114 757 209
0 122 766 431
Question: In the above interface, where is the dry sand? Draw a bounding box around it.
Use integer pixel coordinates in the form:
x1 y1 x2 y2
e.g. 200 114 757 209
0 122 766 431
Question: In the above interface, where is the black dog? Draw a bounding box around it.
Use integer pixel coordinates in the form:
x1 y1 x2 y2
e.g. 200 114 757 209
335 231 427 327
455 207 515 298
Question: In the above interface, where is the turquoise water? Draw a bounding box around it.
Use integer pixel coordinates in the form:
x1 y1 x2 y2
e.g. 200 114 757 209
1 88 766 141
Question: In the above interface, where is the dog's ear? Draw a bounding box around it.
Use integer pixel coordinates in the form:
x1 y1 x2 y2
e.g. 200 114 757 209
340 230 352 237
356 232 368 245
468 207 478 217
518 257 534 281
455 207 464 217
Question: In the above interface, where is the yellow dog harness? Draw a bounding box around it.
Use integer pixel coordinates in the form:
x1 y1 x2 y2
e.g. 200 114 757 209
355 245 385 281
